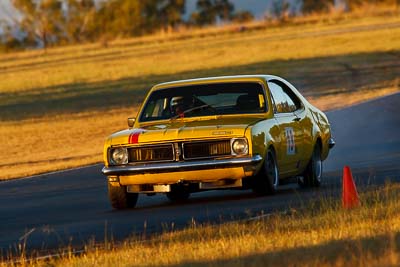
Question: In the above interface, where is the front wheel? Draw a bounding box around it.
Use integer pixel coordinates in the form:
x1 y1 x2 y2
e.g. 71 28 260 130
299 143 322 188
252 148 279 195
108 182 138 209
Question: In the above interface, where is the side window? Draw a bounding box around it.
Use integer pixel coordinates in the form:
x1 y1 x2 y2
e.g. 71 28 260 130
268 80 302 113
283 91 297 112
268 81 290 113
281 83 302 112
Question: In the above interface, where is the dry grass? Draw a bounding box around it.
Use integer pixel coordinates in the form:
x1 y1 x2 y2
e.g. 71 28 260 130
1 14 399 103
4 183 400 267
0 10 399 180
0 108 133 179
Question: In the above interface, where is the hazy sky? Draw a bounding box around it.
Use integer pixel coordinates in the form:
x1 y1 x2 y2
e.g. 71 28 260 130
0 0 17 24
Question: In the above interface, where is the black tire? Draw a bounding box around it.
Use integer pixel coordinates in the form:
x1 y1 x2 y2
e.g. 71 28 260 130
299 143 323 188
108 182 138 209
166 184 190 202
252 148 279 195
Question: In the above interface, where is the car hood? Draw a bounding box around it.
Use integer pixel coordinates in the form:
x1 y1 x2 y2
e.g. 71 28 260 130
109 117 264 145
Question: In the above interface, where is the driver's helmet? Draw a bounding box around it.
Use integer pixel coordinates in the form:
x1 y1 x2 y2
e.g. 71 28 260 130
170 96 184 109
170 96 186 115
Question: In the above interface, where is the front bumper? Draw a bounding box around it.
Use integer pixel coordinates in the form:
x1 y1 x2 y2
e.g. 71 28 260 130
102 155 263 176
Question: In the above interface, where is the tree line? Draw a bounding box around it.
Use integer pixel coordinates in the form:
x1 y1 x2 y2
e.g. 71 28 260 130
0 0 398 51
2 0 253 50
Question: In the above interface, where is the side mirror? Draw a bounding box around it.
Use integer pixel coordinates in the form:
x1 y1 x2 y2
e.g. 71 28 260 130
127 117 136 128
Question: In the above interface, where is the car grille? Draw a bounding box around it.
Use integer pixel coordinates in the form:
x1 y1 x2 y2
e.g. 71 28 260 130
128 145 174 163
183 140 231 159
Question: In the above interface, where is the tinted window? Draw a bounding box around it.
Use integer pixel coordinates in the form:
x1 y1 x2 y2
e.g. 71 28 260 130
268 80 301 113
140 82 267 122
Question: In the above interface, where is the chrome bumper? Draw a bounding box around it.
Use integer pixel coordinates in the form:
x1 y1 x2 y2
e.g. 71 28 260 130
102 155 263 176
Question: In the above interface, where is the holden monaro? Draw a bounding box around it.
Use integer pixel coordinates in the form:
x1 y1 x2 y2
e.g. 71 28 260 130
102 75 335 209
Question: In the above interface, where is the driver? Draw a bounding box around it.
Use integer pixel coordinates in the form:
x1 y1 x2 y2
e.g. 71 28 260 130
170 96 189 118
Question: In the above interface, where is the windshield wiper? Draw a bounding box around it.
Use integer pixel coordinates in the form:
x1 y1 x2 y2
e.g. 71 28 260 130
170 104 216 120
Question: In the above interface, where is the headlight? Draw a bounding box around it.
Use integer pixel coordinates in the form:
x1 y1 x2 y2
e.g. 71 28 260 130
110 147 128 165
232 139 248 155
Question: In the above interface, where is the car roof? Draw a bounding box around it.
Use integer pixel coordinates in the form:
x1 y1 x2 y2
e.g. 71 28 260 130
152 75 280 91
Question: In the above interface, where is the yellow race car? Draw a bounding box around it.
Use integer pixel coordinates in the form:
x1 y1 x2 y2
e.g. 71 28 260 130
102 75 335 209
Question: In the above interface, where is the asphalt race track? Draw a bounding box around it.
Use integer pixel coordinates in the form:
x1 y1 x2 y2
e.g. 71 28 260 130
1 93 400 255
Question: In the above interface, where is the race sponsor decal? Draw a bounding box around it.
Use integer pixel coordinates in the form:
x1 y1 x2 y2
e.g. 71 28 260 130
285 127 296 155
128 129 145 144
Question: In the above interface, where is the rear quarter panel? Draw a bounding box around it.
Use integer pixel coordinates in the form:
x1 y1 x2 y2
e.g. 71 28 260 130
309 106 332 161
283 78 332 161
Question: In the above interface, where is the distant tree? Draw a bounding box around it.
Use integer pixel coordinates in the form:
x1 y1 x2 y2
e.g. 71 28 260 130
302 0 334 14
191 0 215 25
158 0 186 32
215 0 234 21
94 0 144 38
65 0 96 43
191 0 235 26
0 24 24 52
271 0 290 20
232 11 254 23
12 0 65 49
139 0 186 33
94 0 186 38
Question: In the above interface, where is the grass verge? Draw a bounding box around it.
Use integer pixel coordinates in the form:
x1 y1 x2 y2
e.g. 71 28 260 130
3 183 400 266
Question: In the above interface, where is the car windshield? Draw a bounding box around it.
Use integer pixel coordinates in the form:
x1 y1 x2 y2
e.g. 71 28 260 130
139 82 267 122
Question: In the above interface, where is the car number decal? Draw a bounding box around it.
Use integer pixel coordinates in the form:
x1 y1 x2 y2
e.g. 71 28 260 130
285 127 295 155
128 129 145 144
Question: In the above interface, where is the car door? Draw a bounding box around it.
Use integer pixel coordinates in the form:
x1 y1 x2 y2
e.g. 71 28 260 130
280 78 314 169
267 80 304 176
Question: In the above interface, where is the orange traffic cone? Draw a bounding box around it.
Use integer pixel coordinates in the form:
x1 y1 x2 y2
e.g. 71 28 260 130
342 166 360 209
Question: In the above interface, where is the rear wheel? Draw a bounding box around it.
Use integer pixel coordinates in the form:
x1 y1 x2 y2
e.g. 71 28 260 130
108 182 138 209
166 184 190 202
252 148 279 195
299 143 322 187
